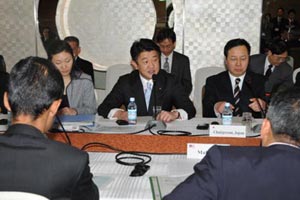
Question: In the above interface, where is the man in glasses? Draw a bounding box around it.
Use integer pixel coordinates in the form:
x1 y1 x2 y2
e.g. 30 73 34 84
249 39 293 98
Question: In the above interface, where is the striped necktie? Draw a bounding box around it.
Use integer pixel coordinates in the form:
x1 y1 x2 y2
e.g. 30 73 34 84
144 82 152 109
233 78 241 116
163 57 169 73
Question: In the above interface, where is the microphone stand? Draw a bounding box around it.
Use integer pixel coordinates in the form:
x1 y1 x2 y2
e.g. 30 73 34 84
145 74 166 130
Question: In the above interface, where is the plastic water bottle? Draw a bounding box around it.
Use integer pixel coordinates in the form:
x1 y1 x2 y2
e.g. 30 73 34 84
128 97 137 125
222 102 232 125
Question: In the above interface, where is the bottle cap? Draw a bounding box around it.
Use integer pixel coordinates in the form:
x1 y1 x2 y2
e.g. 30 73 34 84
225 102 230 107
130 97 135 102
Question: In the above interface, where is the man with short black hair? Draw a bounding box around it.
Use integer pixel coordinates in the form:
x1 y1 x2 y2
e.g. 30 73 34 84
0 57 99 200
165 87 300 200
98 38 196 122
156 28 192 95
64 36 95 84
203 38 266 118
249 39 293 96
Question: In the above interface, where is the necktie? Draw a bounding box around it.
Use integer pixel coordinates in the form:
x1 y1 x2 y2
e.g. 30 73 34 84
163 57 169 73
265 64 273 78
233 78 241 116
144 82 152 109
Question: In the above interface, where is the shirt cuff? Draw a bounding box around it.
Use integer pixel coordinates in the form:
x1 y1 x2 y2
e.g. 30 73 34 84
172 109 187 120
108 108 124 119
213 104 221 118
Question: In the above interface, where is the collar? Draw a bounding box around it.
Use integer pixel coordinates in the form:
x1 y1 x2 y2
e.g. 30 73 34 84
228 72 245 92
0 124 47 148
265 56 274 73
161 52 174 67
139 74 153 90
5 124 47 139
268 142 300 149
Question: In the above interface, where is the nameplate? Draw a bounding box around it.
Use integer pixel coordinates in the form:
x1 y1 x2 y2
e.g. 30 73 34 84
209 125 246 138
187 143 229 159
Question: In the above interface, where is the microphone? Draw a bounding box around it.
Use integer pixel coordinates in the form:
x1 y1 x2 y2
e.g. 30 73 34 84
244 77 266 118
145 74 166 130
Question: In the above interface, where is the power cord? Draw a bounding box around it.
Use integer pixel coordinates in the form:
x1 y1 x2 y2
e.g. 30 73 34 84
55 115 71 145
81 142 151 177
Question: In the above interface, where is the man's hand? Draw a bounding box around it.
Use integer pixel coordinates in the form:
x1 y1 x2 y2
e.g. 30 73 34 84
249 98 266 112
57 107 77 115
215 101 234 114
113 110 128 121
157 110 179 122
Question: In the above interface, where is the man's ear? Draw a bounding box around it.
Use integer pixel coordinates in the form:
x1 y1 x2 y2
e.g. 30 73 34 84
3 92 11 112
78 46 81 54
260 118 273 146
130 60 138 70
49 99 62 117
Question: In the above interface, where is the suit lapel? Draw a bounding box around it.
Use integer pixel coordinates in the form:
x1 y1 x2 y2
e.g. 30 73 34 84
130 72 149 114
171 52 178 74
223 72 234 100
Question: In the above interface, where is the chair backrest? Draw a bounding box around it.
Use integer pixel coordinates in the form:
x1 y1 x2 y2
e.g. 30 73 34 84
0 191 49 200
293 67 300 84
286 55 294 69
193 66 225 117
105 64 132 96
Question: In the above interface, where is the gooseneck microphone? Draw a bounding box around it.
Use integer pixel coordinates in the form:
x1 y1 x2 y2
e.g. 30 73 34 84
145 74 166 130
244 77 266 118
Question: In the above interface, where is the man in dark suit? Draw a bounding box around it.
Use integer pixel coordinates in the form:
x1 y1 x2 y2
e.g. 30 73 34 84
64 36 95 84
248 39 293 97
0 57 99 200
203 38 266 118
271 7 289 40
164 87 300 200
0 71 9 113
156 28 192 95
98 38 196 122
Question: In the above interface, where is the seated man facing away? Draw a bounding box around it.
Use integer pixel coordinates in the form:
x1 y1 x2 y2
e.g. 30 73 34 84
203 38 266 118
248 39 293 97
98 38 196 122
0 57 99 200
164 87 300 200
0 70 9 113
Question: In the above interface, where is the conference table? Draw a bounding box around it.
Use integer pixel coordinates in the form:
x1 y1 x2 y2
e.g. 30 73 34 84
47 116 262 200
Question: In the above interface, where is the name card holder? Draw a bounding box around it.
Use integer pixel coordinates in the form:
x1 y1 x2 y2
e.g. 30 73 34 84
209 124 246 138
187 143 229 159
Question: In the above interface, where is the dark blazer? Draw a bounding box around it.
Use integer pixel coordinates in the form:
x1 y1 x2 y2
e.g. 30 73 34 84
0 124 99 200
171 51 192 95
164 144 300 200
202 71 265 118
0 71 9 113
98 70 196 119
75 57 94 84
249 54 293 94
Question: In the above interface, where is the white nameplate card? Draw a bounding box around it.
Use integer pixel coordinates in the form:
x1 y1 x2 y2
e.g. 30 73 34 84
209 125 246 138
187 143 229 159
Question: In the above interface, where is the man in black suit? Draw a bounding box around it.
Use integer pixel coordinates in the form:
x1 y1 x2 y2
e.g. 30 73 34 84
249 40 293 97
203 38 266 118
271 7 289 40
156 28 192 95
64 36 95 84
164 87 300 200
0 57 99 200
98 38 195 122
0 71 9 113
